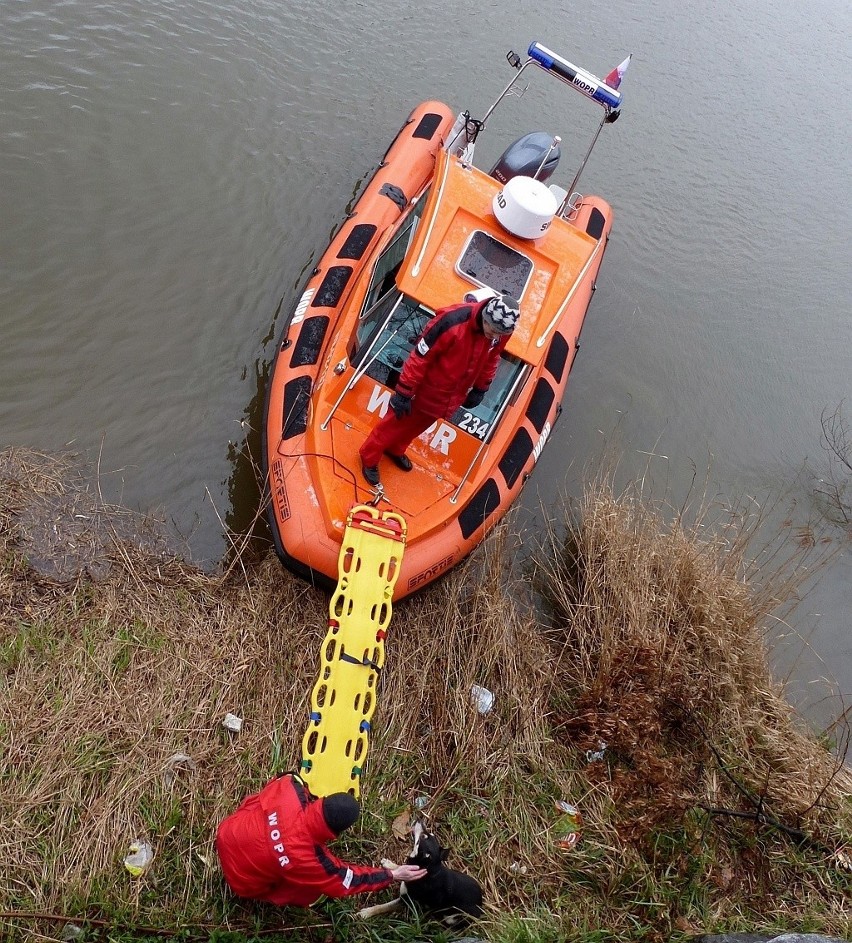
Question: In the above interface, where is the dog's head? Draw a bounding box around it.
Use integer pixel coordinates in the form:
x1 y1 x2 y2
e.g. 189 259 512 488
406 830 450 873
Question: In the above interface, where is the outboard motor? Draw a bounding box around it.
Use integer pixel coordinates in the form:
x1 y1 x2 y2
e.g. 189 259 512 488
489 131 561 184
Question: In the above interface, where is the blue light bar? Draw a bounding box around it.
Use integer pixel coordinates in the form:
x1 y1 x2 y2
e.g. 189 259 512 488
528 42 623 111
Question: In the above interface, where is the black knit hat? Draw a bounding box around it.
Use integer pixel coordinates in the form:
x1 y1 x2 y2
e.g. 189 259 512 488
482 294 521 334
322 793 360 834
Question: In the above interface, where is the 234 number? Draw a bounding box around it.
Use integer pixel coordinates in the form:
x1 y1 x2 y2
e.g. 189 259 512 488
459 411 489 440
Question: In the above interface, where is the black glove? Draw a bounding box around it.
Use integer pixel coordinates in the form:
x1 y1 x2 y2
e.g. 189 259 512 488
389 391 413 419
463 388 485 409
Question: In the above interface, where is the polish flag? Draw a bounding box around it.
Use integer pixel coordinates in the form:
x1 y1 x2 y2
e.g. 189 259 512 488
604 55 632 90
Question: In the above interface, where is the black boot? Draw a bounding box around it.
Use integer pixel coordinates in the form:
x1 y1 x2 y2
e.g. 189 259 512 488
361 464 381 487
384 451 413 472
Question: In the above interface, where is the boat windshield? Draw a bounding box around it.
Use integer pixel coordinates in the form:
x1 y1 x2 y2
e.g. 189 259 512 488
352 294 526 443
361 189 429 316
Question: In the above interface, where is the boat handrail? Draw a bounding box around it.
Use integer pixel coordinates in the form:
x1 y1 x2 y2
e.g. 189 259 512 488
535 236 605 348
476 57 536 130
411 150 453 278
320 292 406 431
450 365 530 504
310 272 404 398
561 111 608 212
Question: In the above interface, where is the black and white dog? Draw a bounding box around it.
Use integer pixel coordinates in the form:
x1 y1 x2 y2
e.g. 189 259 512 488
358 822 483 925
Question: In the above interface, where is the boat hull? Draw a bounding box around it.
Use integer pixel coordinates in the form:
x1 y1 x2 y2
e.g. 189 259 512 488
263 101 613 600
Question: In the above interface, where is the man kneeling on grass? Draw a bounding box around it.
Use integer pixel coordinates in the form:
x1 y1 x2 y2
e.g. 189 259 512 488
216 772 425 907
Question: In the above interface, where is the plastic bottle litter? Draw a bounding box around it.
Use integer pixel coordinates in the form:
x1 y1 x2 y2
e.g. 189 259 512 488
585 741 607 763
470 684 494 714
554 800 582 850
124 840 155 876
222 712 243 733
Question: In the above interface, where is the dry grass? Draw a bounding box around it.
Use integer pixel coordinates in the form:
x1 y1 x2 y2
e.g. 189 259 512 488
538 471 850 840
0 448 850 942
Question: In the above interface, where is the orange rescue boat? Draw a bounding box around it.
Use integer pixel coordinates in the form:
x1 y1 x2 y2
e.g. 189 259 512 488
263 41 629 599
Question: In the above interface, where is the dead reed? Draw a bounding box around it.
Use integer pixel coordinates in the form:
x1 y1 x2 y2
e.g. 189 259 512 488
0 448 849 942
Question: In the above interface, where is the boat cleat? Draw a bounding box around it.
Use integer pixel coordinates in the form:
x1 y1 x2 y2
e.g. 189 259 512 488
367 482 389 507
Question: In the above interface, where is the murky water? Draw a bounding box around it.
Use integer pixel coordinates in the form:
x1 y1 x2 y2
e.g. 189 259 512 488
1 0 850 733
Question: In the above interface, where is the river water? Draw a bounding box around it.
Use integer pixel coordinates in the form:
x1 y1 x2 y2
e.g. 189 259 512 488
1 0 850 734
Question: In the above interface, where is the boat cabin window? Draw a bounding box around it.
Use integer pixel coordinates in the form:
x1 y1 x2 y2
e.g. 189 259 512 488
360 189 429 316
457 230 533 299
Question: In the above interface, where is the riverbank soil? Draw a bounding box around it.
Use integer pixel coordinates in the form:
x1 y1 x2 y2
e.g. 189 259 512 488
1 449 849 942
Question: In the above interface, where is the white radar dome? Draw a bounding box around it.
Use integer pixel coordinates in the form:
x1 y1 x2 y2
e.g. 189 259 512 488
492 175 558 240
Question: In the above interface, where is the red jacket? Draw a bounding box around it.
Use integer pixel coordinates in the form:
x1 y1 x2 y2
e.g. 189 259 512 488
396 299 509 419
215 774 393 907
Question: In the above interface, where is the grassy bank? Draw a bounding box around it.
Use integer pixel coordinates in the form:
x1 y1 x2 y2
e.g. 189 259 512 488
1 448 849 942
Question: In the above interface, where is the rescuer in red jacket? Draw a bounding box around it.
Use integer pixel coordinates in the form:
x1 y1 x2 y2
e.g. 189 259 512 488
359 293 521 486
216 773 426 907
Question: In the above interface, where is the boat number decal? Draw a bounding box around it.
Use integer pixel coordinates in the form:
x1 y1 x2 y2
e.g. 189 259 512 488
532 421 551 461
422 421 457 455
458 411 489 440
291 289 315 326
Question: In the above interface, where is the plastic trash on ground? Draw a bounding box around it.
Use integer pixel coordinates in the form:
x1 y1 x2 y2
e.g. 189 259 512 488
833 846 852 871
163 752 196 785
470 684 494 714
585 740 607 763
554 800 582 850
124 840 154 876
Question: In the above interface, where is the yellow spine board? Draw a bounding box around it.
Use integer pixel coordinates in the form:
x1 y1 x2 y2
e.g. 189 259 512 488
300 505 406 797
